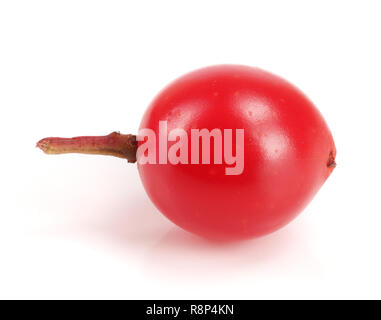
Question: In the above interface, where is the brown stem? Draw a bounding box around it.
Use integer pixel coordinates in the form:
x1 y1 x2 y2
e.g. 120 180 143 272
327 151 336 168
36 132 138 163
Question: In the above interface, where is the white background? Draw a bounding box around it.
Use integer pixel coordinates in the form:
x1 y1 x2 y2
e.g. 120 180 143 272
0 0 380 299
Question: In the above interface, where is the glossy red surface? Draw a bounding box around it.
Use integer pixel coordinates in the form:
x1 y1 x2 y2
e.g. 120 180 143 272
138 65 336 240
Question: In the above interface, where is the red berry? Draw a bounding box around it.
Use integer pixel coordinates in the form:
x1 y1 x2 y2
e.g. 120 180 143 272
137 65 336 240
37 65 336 241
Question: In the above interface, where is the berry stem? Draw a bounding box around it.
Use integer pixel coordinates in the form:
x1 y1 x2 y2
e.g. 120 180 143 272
36 132 137 163
327 151 337 168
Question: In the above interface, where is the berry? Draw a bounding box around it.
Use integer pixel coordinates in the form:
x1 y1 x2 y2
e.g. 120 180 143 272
37 65 336 240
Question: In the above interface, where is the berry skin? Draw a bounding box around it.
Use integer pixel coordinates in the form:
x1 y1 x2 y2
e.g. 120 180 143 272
137 65 336 240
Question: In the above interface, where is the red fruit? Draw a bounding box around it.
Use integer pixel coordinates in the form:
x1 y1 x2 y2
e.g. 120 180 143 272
138 65 336 239
37 65 336 241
